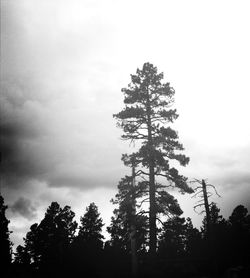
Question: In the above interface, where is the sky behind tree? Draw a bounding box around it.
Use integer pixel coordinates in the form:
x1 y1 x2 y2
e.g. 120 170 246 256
1 0 250 247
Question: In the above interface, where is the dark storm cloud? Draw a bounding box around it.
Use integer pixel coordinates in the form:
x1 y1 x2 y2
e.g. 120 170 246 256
0 0 124 193
0 82 53 188
10 197 37 220
0 80 122 190
0 2 49 188
0 78 122 190
0 87 120 190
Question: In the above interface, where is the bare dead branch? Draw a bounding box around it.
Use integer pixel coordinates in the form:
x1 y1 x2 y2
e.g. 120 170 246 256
191 190 203 198
195 199 205 204
193 203 205 214
207 184 221 197
189 178 203 185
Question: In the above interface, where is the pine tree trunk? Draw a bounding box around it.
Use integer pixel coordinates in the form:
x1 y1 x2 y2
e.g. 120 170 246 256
131 165 138 277
149 164 156 259
146 91 157 260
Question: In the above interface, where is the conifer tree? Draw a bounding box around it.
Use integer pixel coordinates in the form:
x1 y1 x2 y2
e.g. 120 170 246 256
24 202 77 271
114 62 192 257
14 245 31 265
78 202 104 246
228 205 250 265
0 194 12 267
73 203 104 276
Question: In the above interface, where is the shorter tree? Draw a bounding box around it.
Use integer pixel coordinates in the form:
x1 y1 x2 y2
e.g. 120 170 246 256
158 216 202 276
78 202 104 246
201 202 225 237
158 216 187 260
228 205 250 266
24 223 40 268
200 203 231 276
184 217 202 259
107 209 131 252
110 174 148 252
24 202 77 272
0 194 12 268
71 203 104 276
14 245 31 265
107 208 148 254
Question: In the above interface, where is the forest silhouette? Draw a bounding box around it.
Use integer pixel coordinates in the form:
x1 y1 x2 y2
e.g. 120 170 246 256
1 63 250 277
1 195 250 277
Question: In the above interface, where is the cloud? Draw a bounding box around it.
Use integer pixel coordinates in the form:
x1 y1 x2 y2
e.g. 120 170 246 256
0 1 129 192
216 171 250 192
10 197 37 220
0 75 125 190
1 0 250 197
0 81 58 188
0 78 124 190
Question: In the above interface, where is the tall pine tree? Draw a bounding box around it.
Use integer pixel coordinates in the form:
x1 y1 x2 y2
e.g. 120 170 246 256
114 63 192 257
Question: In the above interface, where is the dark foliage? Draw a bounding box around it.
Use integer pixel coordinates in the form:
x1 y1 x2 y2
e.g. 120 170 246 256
4 200 250 278
0 194 12 274
69 202 104 277
12 202 77 277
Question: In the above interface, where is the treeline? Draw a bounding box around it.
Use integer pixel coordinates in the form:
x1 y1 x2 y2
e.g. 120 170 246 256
1 194 250 278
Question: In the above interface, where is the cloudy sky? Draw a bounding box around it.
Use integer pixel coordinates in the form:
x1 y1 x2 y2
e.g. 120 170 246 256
1 0 250 248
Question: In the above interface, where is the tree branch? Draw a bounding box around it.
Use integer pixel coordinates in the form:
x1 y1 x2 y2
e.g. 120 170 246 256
207 184 221 197
191 190 203 198
138 198 150 208
136 210 150 216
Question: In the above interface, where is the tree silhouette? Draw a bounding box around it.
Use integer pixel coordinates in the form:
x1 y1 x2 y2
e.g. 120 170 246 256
105 209 135 278
71 202 104 277
229 204 249 226
191 179 221 240
228 205 250 266
201 202 225 237
0 194 12 272
78 202 104 244
184 217 202 259
158 216 187 260
107 206 148 255
114 62 192 259
157 216 203 277
107 209 130 251
110 175 148 252
24 223 40 268
14 245 31 265
23 202 77 274
199 203 233 276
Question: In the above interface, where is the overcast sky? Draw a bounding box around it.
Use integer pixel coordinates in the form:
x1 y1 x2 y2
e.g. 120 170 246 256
1 0 250 248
